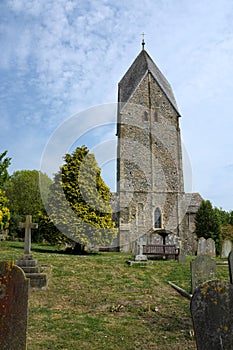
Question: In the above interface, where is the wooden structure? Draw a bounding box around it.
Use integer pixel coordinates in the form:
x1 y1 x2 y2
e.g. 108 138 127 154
143 244 179 260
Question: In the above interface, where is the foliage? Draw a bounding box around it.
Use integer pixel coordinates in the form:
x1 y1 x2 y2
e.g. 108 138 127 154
221 224 233 242
0 189 10 231
0 151 11 188
46 146 116 247
195 200 222 254
4 170 52 241
38 209 72 246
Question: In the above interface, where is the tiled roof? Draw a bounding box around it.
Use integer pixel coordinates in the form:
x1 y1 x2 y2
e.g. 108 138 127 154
118 49 179 114
185 192 203 213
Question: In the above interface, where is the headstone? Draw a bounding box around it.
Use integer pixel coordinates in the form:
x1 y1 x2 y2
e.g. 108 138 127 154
16 215 48 289
221 240 232 259
191 255 216 293
197 237 206 255
0 261 29 350
191 280 233 350
206 238 216 257
134 237 147 261
228 250 233 284
19 215 38 255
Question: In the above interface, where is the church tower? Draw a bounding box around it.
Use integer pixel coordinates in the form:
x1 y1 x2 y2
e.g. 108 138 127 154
116 44 186 252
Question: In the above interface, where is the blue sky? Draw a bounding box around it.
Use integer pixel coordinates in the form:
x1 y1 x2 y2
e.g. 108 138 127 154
0 0 233 210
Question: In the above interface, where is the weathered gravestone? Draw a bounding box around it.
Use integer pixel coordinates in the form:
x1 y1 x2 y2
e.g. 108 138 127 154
197 237 216 257
197 237 206 255
191 255 216 294
206 238 216 257
228 250 233 284
0 261 29 350
191 280 233 350
221 240 232 259
16 215 48 289
134 237 147 261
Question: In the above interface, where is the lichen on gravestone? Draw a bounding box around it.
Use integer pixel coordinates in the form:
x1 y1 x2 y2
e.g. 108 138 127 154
0 261 29 350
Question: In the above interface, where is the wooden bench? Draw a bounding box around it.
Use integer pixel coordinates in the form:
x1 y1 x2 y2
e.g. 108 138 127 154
143 244 180 260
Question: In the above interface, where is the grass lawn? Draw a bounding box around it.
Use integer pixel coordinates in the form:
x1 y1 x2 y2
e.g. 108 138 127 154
0 241 230 349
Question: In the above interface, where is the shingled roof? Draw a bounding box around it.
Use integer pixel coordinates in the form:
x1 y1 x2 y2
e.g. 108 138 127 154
118 49 179 115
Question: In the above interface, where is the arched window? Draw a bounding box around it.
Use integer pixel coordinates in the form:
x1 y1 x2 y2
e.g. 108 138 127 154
154 208 162 229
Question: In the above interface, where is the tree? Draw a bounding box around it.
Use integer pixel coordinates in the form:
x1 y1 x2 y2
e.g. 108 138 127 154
195 200 222 254
0 151 11 188
45 146 116 249
4 170 52 241
0 189 10 231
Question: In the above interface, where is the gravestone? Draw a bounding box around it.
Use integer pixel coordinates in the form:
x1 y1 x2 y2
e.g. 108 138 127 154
221 240 232 259
0 261 29 350
228 250 233 284
16 215 48 289
191 255 216 293
191 280 233 350
206 238 216 257
197 237 206 255
19 215 38 255
134 237 147 261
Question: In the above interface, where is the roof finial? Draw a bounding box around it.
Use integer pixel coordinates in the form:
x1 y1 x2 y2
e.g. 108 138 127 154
141 32 145 50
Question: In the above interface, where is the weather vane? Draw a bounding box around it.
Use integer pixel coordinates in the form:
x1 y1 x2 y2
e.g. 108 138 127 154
141 32 145 50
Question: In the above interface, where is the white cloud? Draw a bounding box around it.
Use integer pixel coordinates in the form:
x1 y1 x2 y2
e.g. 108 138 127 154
0 0 233 209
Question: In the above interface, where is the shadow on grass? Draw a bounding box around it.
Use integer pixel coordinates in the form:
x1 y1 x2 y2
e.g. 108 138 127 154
8 243 101 256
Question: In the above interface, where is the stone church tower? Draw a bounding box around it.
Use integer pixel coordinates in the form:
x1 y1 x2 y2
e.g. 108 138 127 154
116 45 201 253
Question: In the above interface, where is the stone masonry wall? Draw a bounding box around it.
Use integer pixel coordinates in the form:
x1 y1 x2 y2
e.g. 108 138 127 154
117 73 186 252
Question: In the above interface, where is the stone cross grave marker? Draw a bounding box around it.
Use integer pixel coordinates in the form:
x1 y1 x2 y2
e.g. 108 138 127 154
221 240 232 259
0 261 29 350
134 237 147 261
190 255 216 294
19 215 38 255
191 280 233 350
228 250 233 284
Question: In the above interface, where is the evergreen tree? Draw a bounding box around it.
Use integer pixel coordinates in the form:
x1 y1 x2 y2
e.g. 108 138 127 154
0 151 11 188
45 146 116 248
195 200 222 254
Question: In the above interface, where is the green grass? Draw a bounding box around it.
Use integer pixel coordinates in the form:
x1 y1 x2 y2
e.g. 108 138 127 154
0 241 230 349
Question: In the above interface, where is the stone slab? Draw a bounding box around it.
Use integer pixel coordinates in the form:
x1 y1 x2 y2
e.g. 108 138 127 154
191 255 216 294
26 273 47 289
221 240 232 259
191 280 233 350
0 261 29 350
228 250 233 284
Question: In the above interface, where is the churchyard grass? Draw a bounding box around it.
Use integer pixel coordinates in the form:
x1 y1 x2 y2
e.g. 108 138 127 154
0 241 230 349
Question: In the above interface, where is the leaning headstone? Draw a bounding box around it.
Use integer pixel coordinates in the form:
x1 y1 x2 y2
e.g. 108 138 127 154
228 250 233 284
0 261 29 350
221 240 232 259
197 237 206 255
206 238 216 257
191 280 233 350
191 255 216 293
